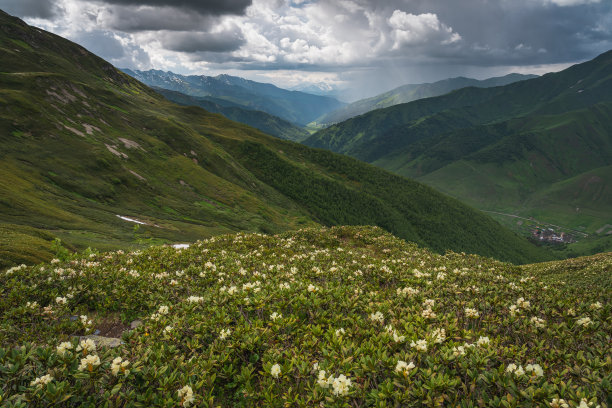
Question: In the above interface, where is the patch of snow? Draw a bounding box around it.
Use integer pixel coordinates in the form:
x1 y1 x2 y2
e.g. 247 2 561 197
116 215 147 225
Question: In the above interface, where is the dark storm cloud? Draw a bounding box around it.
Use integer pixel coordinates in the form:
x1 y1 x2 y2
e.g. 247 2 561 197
102 6 214 32
0 0 63 19
99 0 252 16
160 28 245 53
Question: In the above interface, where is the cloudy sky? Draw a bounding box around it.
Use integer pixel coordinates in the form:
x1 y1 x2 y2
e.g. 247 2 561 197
2 0 611 99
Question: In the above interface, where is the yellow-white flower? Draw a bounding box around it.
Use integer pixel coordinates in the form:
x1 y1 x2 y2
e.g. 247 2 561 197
530 316 546 328
589 302 602 310
111 356 130 376
163 325 173 334
411 339 427 352
393 331 405 343
271 312 282 321
525 363 543 377
307 284 318 292
453 345 466 356
431 328 446 344
56 341 73 356
187 296 203 303
465 307 480 318
76 338 96 355
270 363 281 378
317 370 334 388
331 374 352 396
577 316 593 327
477 336 490 346
550 398 569 408
369 311 384 323
395 360 415 375
335 328 345 336
158 305 169 315
30 374 53 388
178 385 194 407
78 354 101 372
55 296 67 305
219 328 231 340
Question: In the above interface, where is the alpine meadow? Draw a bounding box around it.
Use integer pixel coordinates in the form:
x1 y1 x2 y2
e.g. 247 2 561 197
0 2 610 408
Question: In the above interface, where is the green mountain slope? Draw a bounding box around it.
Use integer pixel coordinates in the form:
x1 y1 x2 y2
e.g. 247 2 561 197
153 87 309 142
0 226 609 406
122 69 345 126
305 51 612 241
317 74 537 126
0 10 552 267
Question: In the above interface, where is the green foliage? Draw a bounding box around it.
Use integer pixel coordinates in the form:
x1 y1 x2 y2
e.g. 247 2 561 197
0 226 609 407
305 51 612 238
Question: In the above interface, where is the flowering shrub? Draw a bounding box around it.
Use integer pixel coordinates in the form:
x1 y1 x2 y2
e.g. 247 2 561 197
0 226 609 407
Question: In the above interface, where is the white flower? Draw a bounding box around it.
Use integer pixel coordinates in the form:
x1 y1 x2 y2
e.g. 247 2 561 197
307 284 318 292
164 325 173 333
530 316 546 328
514 365 525 376
477 336 490 346
30 374 53 388
525 363 543 377
423 299 435 308
80 315 92 327
219 328 231 340
393 331 405 343
178 385 194 407
335 328 345 337
578 398 600 408
111 357 130 376
589 302 602 310
270 363 281 378
271 312 282 321
279 282 290 290
332 374 352 396
76 339 96 354
228 286 238 295
411 339 428 352
26 301 38 309
78 354 101 371
506 363 517 373
576 316 593 327
464 307 480 318
431 328 446 344
317 370 334 388
550 398 569 408
453 346 466 356
395 360 415 375
422 308 437 319
55 296 67 305
56 341 73 356
369 311 384 323
158 305 169 315
187 296 203 303
516 297 530 309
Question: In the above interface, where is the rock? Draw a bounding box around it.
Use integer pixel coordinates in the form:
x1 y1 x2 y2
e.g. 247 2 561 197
130 320 142 329
79 335 123 348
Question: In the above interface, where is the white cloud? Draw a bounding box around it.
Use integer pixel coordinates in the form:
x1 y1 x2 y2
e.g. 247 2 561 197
388 10 461 49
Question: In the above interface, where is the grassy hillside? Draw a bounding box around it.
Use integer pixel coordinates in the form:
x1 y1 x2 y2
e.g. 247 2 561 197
305 51 612 243
123 69 345 126
0 226 609 407
0 10 552 267
153 88 310 142
316 74 536 126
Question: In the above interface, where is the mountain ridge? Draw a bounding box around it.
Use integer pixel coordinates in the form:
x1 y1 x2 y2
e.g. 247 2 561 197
122 68 345 126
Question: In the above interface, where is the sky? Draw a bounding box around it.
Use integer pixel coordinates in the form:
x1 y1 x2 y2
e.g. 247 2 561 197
2 0 611 100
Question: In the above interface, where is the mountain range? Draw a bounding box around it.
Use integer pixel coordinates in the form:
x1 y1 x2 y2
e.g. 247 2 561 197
305 51 612 244
0 9 551 267
122 68 345 126
315 74 538 126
